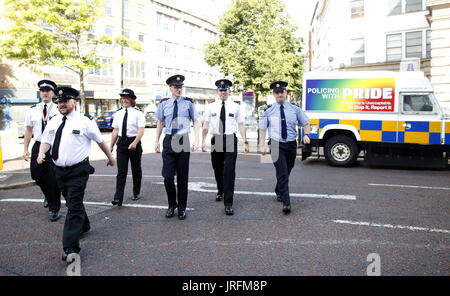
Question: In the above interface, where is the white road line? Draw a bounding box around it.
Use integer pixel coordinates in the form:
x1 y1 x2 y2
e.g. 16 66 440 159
333 219 450 234
89 174 263 181
0 199 194 211
152 182 356 201
369 183 450 191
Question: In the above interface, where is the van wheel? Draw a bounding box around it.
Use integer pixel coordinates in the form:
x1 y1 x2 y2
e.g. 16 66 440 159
324 135 359 167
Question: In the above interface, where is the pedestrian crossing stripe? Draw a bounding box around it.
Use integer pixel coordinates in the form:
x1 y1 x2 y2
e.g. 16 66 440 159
305 119 450 145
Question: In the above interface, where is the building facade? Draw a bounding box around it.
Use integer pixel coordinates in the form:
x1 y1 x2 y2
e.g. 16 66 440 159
0 0 225 128
308 0 432 77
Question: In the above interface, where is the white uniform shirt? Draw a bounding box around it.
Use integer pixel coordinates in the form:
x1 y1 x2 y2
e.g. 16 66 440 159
25 102 60 142
203 99 245 135
112 107 146 137
41 111 104 167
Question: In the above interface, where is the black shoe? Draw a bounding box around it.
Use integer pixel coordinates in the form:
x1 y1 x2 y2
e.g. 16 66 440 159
225 205 234 216
283 204 291 214
178 210 186 220
215 193 223 202
131 195 142 201
50 211 61 222
275 193 282 202
43 198 49 208
62 249 78 262
166 207 175 218
111 200 119 206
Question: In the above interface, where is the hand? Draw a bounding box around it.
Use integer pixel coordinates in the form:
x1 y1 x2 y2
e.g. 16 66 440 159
110 145 114 153
155 141 161 153
107 157 116 167
202 142 207 152
244 143 249 154
303 135 311 145
37 153 46 165
23 151 30 162
260 143 268 156
128 143 137 150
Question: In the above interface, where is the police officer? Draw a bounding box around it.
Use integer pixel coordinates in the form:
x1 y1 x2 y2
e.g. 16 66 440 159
155 74 200 220
38 87 116 261
202 79 249 215
259 81 311 214
110 89 145 206
23 80 62 221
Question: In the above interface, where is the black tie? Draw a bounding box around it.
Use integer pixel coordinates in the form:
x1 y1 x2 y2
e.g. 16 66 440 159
122 109 128 138
42 104 48 133
171 100 178 136
280 105 287 140
219 101 226 135
52 116 67 161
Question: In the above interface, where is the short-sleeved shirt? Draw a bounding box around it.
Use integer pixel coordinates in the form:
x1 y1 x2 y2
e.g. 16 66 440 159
203 99 245 135
25 102 60 142
112 107 146 137
41 111 104 167
258 101 310 142
155 96 199 136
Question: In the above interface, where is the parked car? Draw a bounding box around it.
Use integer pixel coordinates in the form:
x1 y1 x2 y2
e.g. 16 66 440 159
95 111 115 131
145 111 158 128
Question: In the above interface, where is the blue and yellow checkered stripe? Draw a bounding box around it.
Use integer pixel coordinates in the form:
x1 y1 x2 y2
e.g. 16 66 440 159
308 119 450 145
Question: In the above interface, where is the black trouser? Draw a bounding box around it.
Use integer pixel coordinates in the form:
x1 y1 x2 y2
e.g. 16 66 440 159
54 161 91 253
211 134 238 206
269 140 297 206
114 137 143 203
30 141 61 212
162 134 190 211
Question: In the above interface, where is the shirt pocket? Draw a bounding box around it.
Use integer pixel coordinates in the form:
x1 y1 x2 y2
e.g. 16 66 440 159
178 104 190 119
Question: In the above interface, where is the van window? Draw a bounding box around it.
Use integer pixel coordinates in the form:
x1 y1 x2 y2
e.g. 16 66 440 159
402 95 434 112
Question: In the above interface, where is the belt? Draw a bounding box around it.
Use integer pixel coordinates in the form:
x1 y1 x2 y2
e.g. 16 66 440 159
165 134 189 139
118 136 137 141
56 158 89 171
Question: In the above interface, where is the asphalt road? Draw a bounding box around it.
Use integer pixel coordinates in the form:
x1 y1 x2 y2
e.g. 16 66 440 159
0 150 449 276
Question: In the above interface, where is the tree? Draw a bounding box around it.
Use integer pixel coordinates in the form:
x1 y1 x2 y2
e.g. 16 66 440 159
205 0 304 113
0 0 141 112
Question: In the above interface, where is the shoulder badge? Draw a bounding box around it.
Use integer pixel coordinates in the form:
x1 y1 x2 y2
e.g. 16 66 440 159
30 104 37 109
84 113 94 120
263 104 272 112
185 97 194 103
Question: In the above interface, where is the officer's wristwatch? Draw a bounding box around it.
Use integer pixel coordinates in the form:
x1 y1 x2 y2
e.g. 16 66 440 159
244 141 249 145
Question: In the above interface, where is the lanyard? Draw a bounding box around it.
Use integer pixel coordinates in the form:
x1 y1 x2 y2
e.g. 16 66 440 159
42 103 53 124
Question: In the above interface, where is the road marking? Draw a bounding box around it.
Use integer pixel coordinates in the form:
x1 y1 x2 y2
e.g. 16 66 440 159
0 198 194 211
333 219 450 234
152 182 356 201
369 183 450 191
88 174 263 181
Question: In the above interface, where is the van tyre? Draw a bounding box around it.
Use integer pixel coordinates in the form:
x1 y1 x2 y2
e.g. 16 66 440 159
324 135 358 167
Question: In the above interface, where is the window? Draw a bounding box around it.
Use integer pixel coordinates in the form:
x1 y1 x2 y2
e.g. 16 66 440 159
122 30 130 39
156 13 162 28
124 61 146 79
105 0 112 16
406 31 422 58
138 5 144 21
105 27 113 45
351 0 364 18
87 27 95 40
89 57 113 77
157 67 163 80
426 30 431 58
402 94 434 112
388 0 402 15
156 40 163 56
43 20 53 32
386 33 402 61
351 38 365 65
138 33 145 42
123 1 130 19
406 0 423 13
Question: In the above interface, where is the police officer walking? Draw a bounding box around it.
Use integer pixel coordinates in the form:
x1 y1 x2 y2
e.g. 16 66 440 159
259 81 311 214
110 89 145 206
23 80 62 221
155 75 200 220
202 79 249 215
38 87 116 260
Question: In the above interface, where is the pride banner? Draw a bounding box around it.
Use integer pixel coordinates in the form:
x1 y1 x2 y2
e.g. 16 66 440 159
305 78 396 112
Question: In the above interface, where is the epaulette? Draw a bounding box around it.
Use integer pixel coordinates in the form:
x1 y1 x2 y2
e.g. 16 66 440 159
161 98 169 102
263 104 272 112
185 97 194 103
134 106 141 111
30 104 37 109
84 113 94 120
291 101 300 107
117 107 123 111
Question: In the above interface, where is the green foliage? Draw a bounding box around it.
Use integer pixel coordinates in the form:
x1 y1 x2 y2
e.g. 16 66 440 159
205 0 305 105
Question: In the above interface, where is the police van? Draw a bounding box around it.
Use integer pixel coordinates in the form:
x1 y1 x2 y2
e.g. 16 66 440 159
301 71 450 168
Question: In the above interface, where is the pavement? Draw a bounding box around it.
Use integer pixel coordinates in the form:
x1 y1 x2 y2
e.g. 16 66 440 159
1 128 449 276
